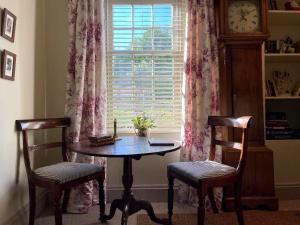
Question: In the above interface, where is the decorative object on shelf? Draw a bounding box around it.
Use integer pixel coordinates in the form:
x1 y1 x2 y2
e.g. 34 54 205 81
266 37 299 53
285 0 300 10
1 8 16 42
272 71 293 96
132 113 155 137
265 40 278 53
294 41 300 53
279 37 295 53
269 0 278 10
292 82 300 96
1 50 16 81
88 135 115 146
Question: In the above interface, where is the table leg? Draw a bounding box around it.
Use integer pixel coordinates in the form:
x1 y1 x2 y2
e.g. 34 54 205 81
101 157 169 225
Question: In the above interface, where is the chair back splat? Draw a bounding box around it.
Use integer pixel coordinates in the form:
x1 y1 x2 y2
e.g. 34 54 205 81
208 116 252 177
15 118 71 177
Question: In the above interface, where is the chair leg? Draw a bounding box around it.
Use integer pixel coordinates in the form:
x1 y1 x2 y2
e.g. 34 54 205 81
62 189 70 213
234 183 245 225
28 183 36 225
98 178 106 223
197 189 205 225
208 188 218 213
168 177 174 224
53 190 63 225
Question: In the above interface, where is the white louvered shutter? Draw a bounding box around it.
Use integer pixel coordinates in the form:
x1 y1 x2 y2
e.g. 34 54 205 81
106 0 186 132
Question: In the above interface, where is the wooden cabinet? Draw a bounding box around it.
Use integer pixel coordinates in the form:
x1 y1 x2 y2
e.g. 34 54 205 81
222 147 278 211
230 44 264 144
219 42 278 210
215 0 278 210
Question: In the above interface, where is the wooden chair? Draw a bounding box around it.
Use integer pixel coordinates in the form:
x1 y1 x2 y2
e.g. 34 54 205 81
167 116 253 225
16 118 105 225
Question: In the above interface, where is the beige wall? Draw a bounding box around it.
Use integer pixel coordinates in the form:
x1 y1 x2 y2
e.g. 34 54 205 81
0 0 46 223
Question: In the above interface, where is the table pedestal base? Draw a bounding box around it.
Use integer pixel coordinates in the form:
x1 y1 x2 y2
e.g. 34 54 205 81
100 158 169 225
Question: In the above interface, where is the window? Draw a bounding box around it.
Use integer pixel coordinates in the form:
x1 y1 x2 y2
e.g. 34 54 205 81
106 0 186 132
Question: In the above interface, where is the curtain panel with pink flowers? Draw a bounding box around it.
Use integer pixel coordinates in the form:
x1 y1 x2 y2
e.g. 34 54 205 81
179 0 221 209
65 0 107 213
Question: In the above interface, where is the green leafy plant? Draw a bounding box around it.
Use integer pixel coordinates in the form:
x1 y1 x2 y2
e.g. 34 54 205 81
132 113 156 131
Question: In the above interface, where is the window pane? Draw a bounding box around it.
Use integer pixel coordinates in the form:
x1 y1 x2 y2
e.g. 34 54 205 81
153 28 172 50
113 30 132 51
134 5 151 28
133 29 152 51
113 5 132 28
112 55 132 76
153 4 172 27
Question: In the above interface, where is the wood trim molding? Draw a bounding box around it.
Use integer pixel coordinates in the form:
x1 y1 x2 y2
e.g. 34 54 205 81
2 191 48 225
275 183 300 200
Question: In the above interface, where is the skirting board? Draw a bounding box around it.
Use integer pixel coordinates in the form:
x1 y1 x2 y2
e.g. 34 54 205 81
107 183 300 202
2 191 48 225
107 184 179 203
275 183 300 200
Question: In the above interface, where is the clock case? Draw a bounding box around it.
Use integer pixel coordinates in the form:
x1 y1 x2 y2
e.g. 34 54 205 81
216 0 269 43
214 0 278 211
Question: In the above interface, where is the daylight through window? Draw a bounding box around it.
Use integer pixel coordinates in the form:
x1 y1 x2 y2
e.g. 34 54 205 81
106 0 186 132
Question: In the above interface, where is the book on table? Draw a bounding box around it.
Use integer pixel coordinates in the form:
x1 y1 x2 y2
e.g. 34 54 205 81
148 138 175 146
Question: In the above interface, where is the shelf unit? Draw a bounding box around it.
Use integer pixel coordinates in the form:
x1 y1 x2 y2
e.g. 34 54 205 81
264 5 300 141
265 53 300 62
266 96 300 100
268 10 300 25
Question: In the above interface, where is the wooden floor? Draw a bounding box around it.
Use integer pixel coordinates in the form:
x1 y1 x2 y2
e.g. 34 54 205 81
35 200 300 225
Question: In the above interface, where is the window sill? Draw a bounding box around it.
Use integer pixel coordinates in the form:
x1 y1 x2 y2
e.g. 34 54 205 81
113 132 181 140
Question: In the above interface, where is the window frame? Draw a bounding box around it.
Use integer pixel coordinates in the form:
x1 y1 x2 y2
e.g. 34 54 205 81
106 0 185 133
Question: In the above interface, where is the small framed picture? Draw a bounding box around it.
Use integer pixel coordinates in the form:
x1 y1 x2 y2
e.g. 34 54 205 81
1 50 16 81
1 8 17 42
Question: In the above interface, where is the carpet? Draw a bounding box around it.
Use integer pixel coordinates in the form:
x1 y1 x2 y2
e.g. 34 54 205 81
137 211 300 225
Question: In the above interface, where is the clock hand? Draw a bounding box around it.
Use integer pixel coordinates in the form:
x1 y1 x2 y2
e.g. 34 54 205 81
246 9 256 15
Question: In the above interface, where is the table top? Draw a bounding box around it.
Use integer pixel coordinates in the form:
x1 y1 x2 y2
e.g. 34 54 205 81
68 136 181 158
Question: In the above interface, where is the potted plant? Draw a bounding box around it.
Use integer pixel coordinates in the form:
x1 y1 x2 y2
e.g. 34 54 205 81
132 113 156 137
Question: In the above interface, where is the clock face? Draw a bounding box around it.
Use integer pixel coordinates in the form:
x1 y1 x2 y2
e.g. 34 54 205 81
228 0 261 33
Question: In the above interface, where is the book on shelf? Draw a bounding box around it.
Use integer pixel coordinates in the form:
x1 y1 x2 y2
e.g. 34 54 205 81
268 0 278 10
266 127 295 139
265 112 300 140
266 112 287 120
266 79 278 96
266 120 289 127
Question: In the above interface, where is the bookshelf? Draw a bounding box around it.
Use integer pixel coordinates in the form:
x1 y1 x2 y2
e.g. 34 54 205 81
264 1 300 141
265 53 300 62
269 10 300 25
265 96 300 100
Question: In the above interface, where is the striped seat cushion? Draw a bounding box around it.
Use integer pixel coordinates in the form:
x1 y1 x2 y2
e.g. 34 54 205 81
168 160 236 182
34 162 103 183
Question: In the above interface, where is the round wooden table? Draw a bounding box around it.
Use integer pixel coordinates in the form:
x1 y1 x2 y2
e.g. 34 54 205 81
69 136 181 225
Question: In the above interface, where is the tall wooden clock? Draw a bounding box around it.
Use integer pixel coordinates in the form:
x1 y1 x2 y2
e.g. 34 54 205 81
214 0 278 210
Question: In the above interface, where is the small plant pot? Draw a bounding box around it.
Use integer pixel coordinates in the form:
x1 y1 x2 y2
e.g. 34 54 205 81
136 129 147 137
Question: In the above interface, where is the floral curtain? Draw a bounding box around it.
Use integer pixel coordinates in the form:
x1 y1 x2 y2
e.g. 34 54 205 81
65 0 107 213
179 0 221 209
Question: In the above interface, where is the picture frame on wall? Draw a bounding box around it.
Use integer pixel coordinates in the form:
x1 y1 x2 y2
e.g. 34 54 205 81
1 8 17 42
1 50 16 81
